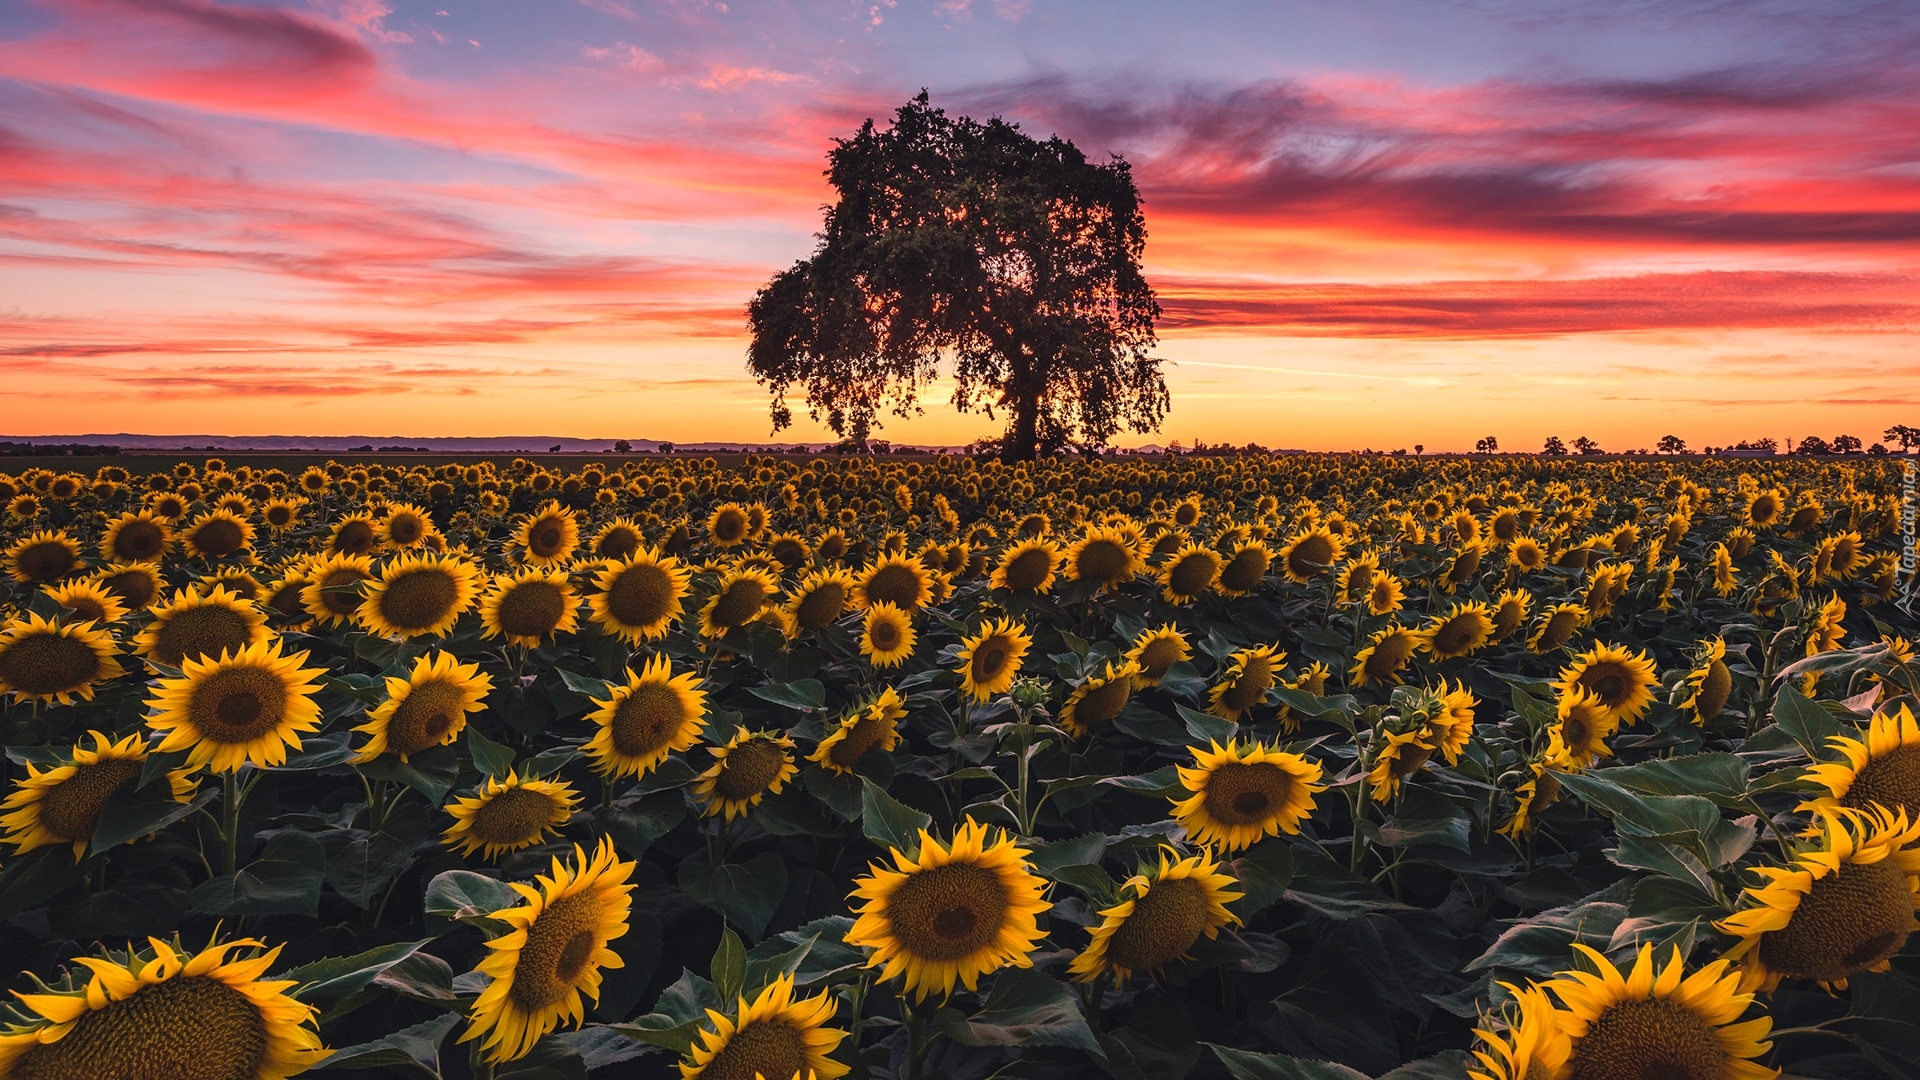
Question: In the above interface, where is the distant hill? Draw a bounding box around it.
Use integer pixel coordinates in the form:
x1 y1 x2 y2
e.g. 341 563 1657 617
4 434 856 454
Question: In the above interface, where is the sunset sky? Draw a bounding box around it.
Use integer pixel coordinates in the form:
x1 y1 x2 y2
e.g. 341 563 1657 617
2 0 1917 451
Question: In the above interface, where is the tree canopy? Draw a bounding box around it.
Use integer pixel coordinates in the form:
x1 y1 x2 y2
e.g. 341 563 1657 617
746 92 1164 461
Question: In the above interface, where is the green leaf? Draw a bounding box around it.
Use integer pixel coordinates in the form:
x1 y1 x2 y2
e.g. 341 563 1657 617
92 785 214 854
466 726 515 780
678 850 788 940
555 666 618 699
742 933 817 994
932 968 1101 1052
748 679 827 711
1207 1043 1371 1080
1096 999 1201 1080
711 928 747 1003
190 830 325 917
1466 881 1632 978
314 1013 459 1078
1100 765 1181 794
358 745 460 802
1026 832 1108 876
859 777 931 852
1228 841 1295 919
603 789 686 858
276 731 356 771
612 971 722 1054
423 869 518 924
1769 685 1845 758
1174 703 1238 745
1594 753 1751 804
284 939 433 1005
0 846 84 920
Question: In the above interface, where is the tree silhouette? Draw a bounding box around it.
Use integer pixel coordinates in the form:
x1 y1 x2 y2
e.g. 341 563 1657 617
1573 436 1602 455
1882 424 1919 452
1657 434 1686 454
747 93 1164 462
1795 435 1831 456
1542 435 1567 456
1475 435 1499 454
1831 434 1862 454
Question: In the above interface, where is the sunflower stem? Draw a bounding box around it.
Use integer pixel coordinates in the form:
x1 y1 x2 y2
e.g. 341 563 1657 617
219 769 242 877
906 998 929 1080
1741 794 1794 863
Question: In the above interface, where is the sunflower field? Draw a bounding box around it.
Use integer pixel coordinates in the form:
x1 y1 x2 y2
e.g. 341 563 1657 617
0 452 1917 1080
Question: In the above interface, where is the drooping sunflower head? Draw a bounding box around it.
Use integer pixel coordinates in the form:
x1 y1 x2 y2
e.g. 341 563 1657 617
442 770 581 860
7 529 83 584
1 729 197 858
134 585 270 670
1803 704 1920 820
1206 643 1285 722
780 568 855 637
861 602 918 668
0 612 125 705
810 686 906 774
1425 601 1495 661
1060 660 1142 736
854 552 936 612
1805 592 1848 656
353 651 493 763
1528 603 1588 655
1126 624 1192 687
144 637 326 773
1351 624 1421 688
1367 726 1436 804
0 935 325 1080
678 973 850 1080
991 537 1062 595
357 553 482 639
516 501 581 566
462 838 635 1063
691 727 797 820
1541 944 1777 1080
1068 848 1243 985
1467 984 1572 1080
1216 540 1273 597
699 566 781 638
1171 740 1326 853
956 616 1032 703
583 653 707 779
1279 525 1345 583
480 566 580 647
1490 588 1532 641
1063 525 1145 592
1718 804 1920 992
1680 637 1733 725
588 550 691 643
90 560 165 612
845 818 1052 1000
1554 642 1658 727
100 510 172 563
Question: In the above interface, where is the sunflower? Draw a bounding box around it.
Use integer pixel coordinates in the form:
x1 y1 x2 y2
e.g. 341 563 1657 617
1679 637 1733 725
1368 727 1434 803
100 510 172 563
1278 525 1345 583
327 513 378 557
0 612 125 705
1207 644 1285 722
1 730 197 857
1467 984 1572 1080
706 501 753 548
1126 624 1192 686
780 568 855 637
1424 601 1495 661
679 974 850 1080
443 770 581 859
1171 740 1325 852
1508 536 1549 575
352 652 492 762
516 501 581 566
1717 805 1920 992
767 530 811 571
1554 642 1658 728
261 497 304 532
260 572 315 630
378 502 433 549
991 538 1063 594
861 602 917 668
356 553 481 639
181 509 254 561
300 552 375 627
854 552 936 612
462 839 634 1063
1068 848 1243 984
1746 488 1785 529
1499 747 1566 840
1802 704 1920 820
6 529 82 583
956 617 1032 703
1060 660 1142 736
691 727 797 820
1216 540 1273 596
144 638 326 772
1366 571 1407 616
46 579 129 625
1490 589 1531 642
587 550 690 643
1806 593 1847 656
1528 603 1588 654
1158 544 1223 604
1063 525 1144 591
135 586 270 670
1351 624 1422 688
699 566 780 638
91 560 164 611
1538 944 1777 1080
1552 684 1615 768
810 686 905 775
201 567 264 603
479 566 580 648
582 654 707 779
0 935 324 1080
1337 551 1380 603
845 818 1051 1000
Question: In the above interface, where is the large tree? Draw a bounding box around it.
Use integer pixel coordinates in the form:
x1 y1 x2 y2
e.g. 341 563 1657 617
747 93 1165 461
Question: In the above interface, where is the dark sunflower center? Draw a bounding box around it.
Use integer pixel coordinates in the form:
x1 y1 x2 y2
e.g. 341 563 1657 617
597 529 641 560
99 569 159 609
1570 998 1725 1080
0 633 101 696
15 540 78 581
1695 662 1732 721
1073 540 1131 585
708 580 769 629
508 891 605 1010
769 537 806 567
1540 614 1578 650
971 639 1012 681
318 569 371 616
532 524 565 554
1365 635 1416 678
112 520 166 560
1003 548 1054 591
497 580 567 638
1756 860 1913 982
886 862 1011 960
865 564 925 608
1562 706 1599 751
377 569 461 631
1841 746 1920 818
12 973 267 1080
828 715 887 766
1203 761 1292 825
611 683 688 757
1582 668 1628 706
387 680 469 755
152 605 253 667
1391 742 1434 779
60 595 109 622
1448 548 1483 583
39 759 143 841
265 506 293 527
605 564 674 627
698 1019 807 1080
712 738 786 802
1106 877 1210 974
470 788 558 847
1136 637 1181 680
1219 659 1277 714
1434 617 1481 654
868 617 904 651
1169 553 1219 597
387 514 424 545
712 511 748 543
793 583 847 630
1287 535 1334 575
189 667 288 745
265 582 308 624
189 519 246 558
1071 679 1131 728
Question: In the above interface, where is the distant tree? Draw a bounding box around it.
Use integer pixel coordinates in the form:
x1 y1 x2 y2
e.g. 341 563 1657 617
747 92 1163 462
1868 442 1890 456
1831 434 1863 454
1795 435 1831 456
1882 424 1920 452
1542 435 1567 456
613 440 632 453
1475 435 1499 454
657 441 674 454
548 444 562 453
1413 444 1424 456
1657 434 1687 454
1573 436 1602 455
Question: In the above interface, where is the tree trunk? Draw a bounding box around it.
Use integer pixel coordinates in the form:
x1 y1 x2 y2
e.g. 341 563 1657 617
1003 393 1039 462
